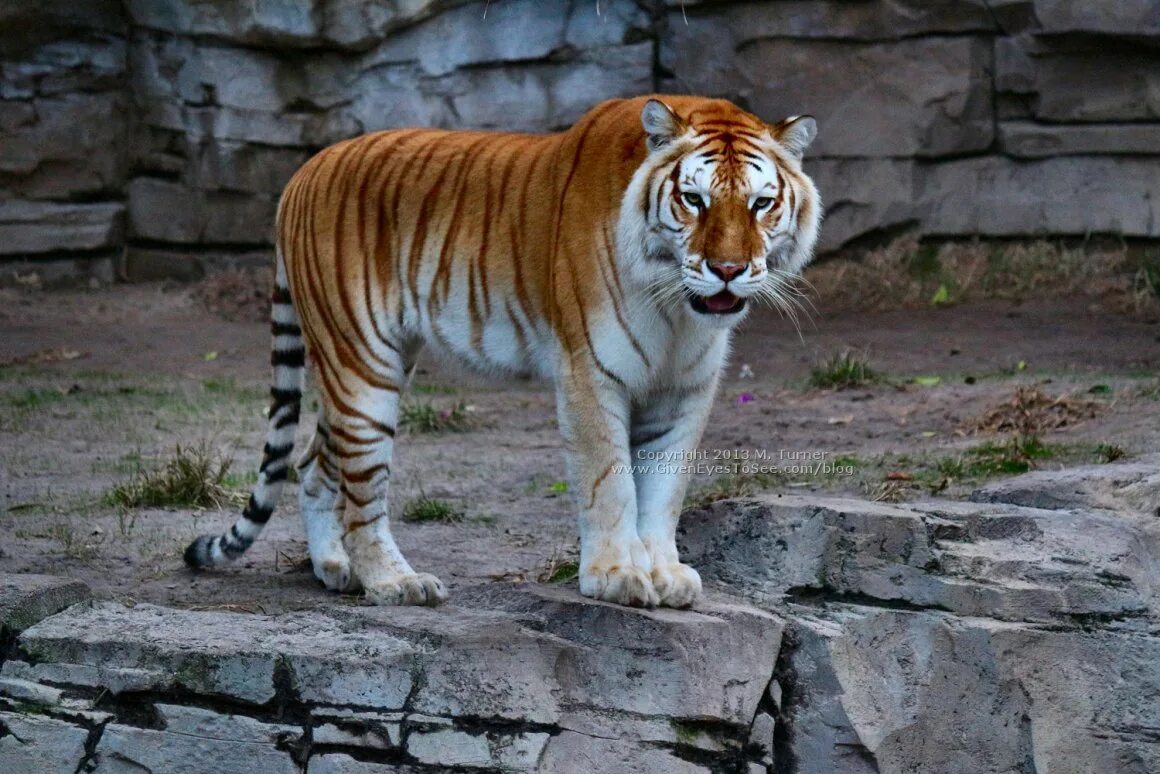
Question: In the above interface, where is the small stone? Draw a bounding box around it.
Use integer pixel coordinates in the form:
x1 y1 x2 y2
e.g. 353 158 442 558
311 708 402 750
406 727 491 768
749 712 775 759
768 681 783 710
0 677 64 707
307 753 397 774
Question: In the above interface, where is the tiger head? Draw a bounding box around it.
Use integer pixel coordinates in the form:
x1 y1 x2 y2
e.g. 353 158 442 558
620 97 821 324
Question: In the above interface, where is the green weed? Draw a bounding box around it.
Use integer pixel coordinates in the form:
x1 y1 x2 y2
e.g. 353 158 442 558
1094 443 1127 463
401 496 463 523
108 442 240 510
809 350 877 390
537 549 580 583
399 401 473 433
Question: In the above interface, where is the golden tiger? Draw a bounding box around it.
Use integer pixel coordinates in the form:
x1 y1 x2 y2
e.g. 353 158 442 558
185 95 821 608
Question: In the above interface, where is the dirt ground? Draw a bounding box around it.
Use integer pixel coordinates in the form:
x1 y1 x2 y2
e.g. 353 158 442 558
1 280 1158 613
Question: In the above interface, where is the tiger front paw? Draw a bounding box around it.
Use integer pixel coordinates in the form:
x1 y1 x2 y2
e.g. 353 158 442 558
651 562 702 608
363 572 448 606
579 563 659 608
312 553 362 593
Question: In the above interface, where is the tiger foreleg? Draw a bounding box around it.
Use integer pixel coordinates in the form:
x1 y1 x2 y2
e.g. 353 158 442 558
556 366 659 608
630 377 720 608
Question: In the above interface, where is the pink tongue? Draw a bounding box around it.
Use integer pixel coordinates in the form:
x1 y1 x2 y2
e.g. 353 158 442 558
704 291 739 312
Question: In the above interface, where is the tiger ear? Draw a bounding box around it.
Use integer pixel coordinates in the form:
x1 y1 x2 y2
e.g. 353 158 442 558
641 99 687 152
772 115 817 160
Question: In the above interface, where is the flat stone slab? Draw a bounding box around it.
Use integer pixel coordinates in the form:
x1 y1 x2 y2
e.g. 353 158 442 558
971 454 1160 515
681 490 1158 625
4 583 781 771
0 572 90 640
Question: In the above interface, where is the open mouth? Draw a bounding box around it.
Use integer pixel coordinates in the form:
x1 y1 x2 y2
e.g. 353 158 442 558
690 290 747 315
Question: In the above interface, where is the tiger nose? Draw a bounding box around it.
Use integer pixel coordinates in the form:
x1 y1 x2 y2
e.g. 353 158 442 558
708 262 746 282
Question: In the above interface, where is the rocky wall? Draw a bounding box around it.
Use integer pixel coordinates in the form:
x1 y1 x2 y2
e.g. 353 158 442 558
1 1 1158 281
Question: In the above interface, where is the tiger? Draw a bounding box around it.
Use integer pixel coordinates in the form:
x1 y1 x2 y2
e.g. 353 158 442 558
184 95 821 608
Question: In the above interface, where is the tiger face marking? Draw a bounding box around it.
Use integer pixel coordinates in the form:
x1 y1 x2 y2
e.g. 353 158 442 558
624 98 820 325
184 96 822 611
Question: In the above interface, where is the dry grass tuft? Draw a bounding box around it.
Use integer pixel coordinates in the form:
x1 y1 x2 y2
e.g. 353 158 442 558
970 386 1106 435
399 401 476 433
871 478 921 503
108 442 241 510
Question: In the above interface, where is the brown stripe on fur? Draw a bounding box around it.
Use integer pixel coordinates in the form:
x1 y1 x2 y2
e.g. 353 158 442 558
586 462 615 509
343 462 390 484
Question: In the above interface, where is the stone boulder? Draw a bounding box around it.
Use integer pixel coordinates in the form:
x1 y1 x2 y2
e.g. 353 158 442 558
678 458 1160 772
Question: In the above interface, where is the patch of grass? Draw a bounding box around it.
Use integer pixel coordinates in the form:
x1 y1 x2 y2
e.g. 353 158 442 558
685 470 782 509
1137 381 1160 400
399 401 474 433
221 469 260 489
46 522 102 559
671 721 708 747
1135 250 1160 302
1 387 70 410
1094 443 1127 464
107 442 240 510
537 549 580 583
936 435 1056 480
809 350 877 390
202 376 264 402
401 496 463 523
905 243 942 279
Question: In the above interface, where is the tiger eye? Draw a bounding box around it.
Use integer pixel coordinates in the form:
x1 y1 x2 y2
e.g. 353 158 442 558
681 192 704 209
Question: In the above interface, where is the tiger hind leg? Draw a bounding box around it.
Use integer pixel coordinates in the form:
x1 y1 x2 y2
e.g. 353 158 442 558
325 357 447 606
296 417 359 592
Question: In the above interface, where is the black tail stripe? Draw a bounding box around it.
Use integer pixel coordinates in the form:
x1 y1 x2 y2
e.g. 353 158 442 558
272 286 292 304
274 407 300 429
261 442 295 462
271 322 302 336
270 387 301 404
243 494 275 524
271 348 306 368
265 467 289 484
